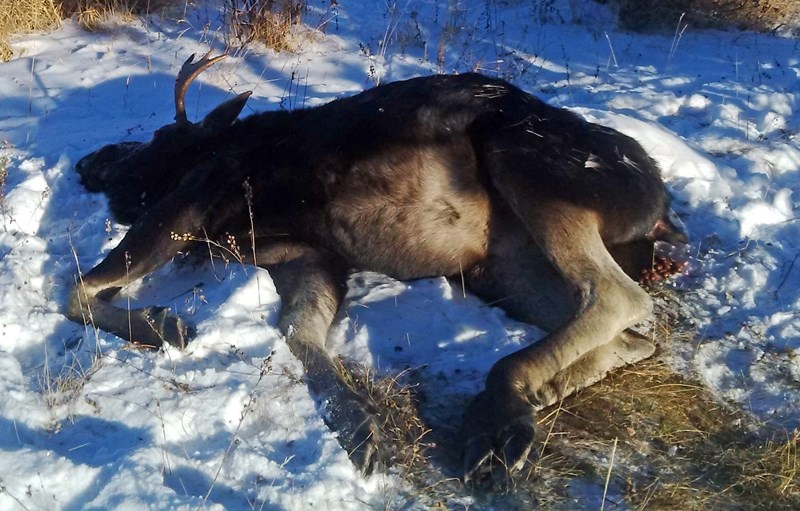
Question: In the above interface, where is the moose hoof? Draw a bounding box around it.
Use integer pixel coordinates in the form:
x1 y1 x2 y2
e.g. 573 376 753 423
322 392 383 475
461 389 537 487
343 411 382 475
134 306 194 349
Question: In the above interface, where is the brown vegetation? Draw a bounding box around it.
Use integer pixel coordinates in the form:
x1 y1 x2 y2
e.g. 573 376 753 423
609 0 800 33
60 0 175 31
226 0 307 52
59 0 174 16
0 0 60 60
0 0 306 61
542 358 800 509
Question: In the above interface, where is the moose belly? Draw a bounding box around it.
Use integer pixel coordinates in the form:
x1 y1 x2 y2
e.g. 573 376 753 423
322 150 492 279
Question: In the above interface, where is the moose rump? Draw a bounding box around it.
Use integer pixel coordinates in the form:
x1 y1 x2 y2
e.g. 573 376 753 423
68 55 683 485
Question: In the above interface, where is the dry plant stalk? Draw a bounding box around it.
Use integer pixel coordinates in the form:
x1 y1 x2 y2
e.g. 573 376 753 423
0 141 9 210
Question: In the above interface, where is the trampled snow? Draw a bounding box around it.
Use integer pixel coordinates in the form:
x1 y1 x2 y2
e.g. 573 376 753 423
0 1 798 509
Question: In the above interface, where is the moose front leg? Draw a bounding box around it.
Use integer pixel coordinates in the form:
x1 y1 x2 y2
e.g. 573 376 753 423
68 281 193 350
264 247 382 475
67 214 201 349
66 161 227 349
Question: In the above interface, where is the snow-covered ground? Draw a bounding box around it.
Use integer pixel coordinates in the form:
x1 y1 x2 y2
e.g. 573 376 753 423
0 1 798 509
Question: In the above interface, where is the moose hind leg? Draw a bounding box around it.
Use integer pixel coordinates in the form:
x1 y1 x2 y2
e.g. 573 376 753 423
465 217 657 410
534 329 655 409
264 247 382 475
461 196 653 483
492 203 654 398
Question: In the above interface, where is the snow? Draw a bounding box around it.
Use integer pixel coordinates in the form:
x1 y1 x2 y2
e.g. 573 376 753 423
0 0 799 509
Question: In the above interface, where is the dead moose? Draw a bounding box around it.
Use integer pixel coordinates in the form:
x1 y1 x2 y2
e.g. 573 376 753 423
68 53 685 484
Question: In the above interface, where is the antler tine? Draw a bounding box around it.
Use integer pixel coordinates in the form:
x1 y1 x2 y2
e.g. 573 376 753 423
174 51 228 125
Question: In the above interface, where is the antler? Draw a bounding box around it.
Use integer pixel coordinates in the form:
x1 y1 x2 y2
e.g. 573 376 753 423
174 52 228 125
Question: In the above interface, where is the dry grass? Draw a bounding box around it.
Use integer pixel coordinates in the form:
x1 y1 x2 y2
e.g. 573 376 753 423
63 0 139 32
538 359 800 510
0 141 9 232
530 287 799 509
38 352 101 431
59 0 174 16
336 361 471 508
610 0 800 33
226 0 307 52
0 0 61 61
61 0 178 32
0 0 182 59
337 362 434 473
3 0 316 58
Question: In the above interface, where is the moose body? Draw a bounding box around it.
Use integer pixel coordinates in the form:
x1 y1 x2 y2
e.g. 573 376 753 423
68 54 683 484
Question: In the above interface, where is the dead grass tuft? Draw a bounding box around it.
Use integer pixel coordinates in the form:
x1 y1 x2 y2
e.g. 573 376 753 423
337 361 471 507
524 285 800 509
534 358 800 510
38 353 100 431
60 0 176 32
609 0 800 33
0 0 183 60
59 0 176 17
226 0 307 52
2 0 308 58
338 362 433 473
0 0 61 61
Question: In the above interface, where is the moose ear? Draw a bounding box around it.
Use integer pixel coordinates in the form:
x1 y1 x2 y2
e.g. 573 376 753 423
200 91 253 132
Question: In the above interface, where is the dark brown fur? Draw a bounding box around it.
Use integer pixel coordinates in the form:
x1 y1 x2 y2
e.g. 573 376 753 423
68 56 684 485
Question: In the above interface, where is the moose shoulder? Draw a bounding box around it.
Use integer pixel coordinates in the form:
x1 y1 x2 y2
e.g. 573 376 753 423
68 54 685 485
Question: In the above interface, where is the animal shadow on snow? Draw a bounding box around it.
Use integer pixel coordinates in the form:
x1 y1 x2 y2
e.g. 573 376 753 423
0 415 150 510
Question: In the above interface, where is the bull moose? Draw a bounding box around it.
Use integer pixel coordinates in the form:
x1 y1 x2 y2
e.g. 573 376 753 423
67 53 685 484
